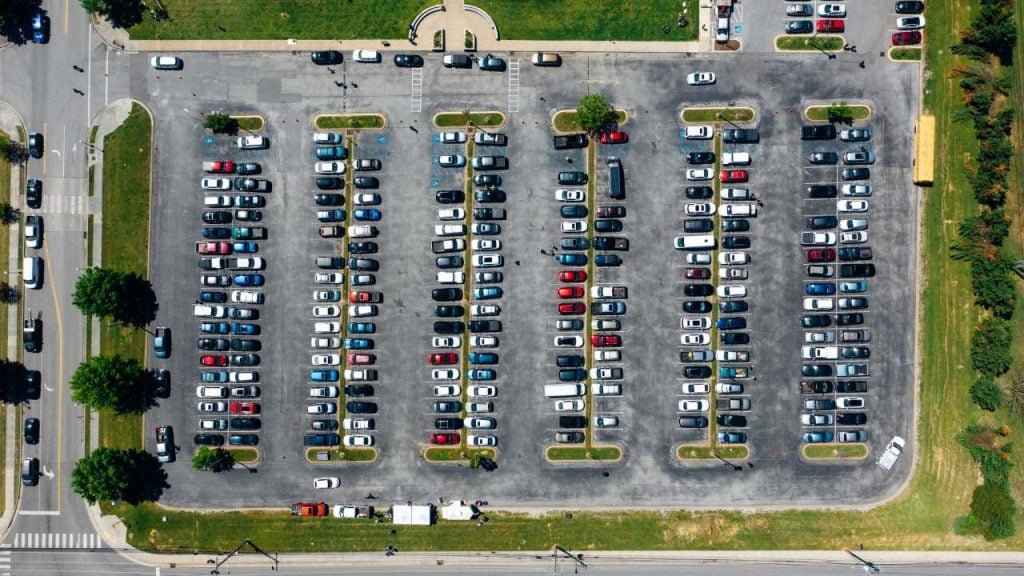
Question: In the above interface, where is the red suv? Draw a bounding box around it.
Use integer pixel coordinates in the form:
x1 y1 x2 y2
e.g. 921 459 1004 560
558 302 585 315
592 334 622 347
806 248 837 262
558 270 587 283
430 433 460 445
891 31 921 45
816 19 844 33
428 352 458 365
720 170 748 183
557 286 584 299
598 131 628 144
685 267 711 280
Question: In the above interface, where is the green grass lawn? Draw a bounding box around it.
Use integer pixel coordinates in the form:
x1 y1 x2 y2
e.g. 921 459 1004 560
98 103 153 452
233 116 264 132
803 444 868 459
315 115 386 130
434 112 505 128
805 104 872 122
681 108 756 123
552 110 628 133
226 448 259 463
776 36 845 51
424 447 495 462
547 446 621 461
128 0 435 40
676 445 749 460
475 0 699 41
891 47 922 61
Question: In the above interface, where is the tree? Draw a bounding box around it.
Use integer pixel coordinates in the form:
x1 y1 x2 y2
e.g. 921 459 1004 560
72 267 127 319
970 481 1017 540
79 0 145 29
575 94 615 134
970 375 1003 411
71 448 137 504
204 113 239 135
192 446 234 472
69 355 146 413
826 102 854 125
971 317 1013 376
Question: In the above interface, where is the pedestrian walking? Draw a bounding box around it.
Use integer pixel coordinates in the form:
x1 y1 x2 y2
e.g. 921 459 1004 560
409 126 419 133
327 67 335 74
858 61 865 69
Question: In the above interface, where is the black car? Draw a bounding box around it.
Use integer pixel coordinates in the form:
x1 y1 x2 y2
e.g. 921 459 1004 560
202 211 232 224
807 215 838 229
436 189 465 203
595 254 622 267
197 337 229 351
785 20 814 34
393 53 424 67
684 219 713 233
312 419 339 431
194 434 225 446
23 369 40 400
474 189 506 203
801 125 837 141
346 401 378 414
311 50 343 65
22 457 39 486
895 1 924 14
24 418 39 445
228 434 259 446
316 177 344 190
435 305 463 318
435 417 464 430
559 368 586 382
199 291 227 304
230 417 261 430
720 300 748 313
597 206 626 218
684 284 713 297
348 258 379 271
841 168 870 181
202 227 232 240
28 132 43 158
433 321 464 334
801 314 832 328
231 339 260 352
683 300 713 314
679 416 709 429
559 415 587 428
717 414 747 427
807 185 838 198
561 205 588 218
236 163 261 175
722 236 750 249
557 355 585 368
562 237 590 250
840 263 876 277
229 353 260 366
478 54 506 71
687 151 715 165
474 174 502 187
468 320 501 333
154 369 171 398
436 256 463 269
23 318 41 353
722 128 759 143
474 208 506 221
303 433 340 446
349 241 378 254
802 364 833 377
837 381 868 393
683 365 712 379
685 186 713 199
722 219 749 232
836 313 864 326
838 247 873 261
431 288 462 302
557 171 588 185
353 176 379 189
837 412 867 425
808 152 839 165
314 193 345 206
720 332 750 345
345 384 375 397
717 317 746 330
26 179 42 209
594 219 623 232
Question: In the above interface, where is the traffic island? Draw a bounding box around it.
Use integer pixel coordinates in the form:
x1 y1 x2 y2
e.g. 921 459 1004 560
804 103 872 122
545 445 622 462
889 47 922 62
551 109 628 134
423 447 497 465
680 106 756 124
314 113 387 130
231 114 264 132
433 111 505 129
775 35 845 52
802 443 869 460
304 447 377 463
676 444 750 461
226 447 260 464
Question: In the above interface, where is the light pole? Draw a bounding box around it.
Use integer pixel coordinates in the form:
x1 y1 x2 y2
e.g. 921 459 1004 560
78 140 104 153
712 452 742 471
805 32 837 60
716 112 741 129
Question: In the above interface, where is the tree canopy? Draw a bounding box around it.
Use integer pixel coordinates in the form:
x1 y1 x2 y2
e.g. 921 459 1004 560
204 113 239 135
575 94 615 134
69 355 146 413
71 448 137 504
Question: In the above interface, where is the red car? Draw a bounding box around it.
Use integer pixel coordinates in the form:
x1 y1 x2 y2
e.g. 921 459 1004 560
230 401 259 415
558 302 585 315
196 241 232 255
685 267 710 280
349 291 381 303
806 248 837 262
205 160 235 174
720 170 748 183
599 131 628 144
430 432 461 445
592 334 622 347
428 352 458 365
892 31 921 45
348 352 375 365
557 286 585 299
558 270 587 283
200 355 228 367
816 19 844 33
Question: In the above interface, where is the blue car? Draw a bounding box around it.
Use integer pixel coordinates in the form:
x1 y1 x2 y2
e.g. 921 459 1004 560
232 241 258 253
473 287 502 300
468 352 498 365
839 280 868 293
318 209 346 222
354 209 382 221
200 322 230 334
200 291 227 303
200 371 228 383
348 322 376 334
595 254 622 267
231 323 259 335
716 317 746 330
310 369 340 382
467 369 496 381
31 11 49 44
234 274 265 287
805 282 837 295
343 338 373 350
561 237 590 250
315 146 348 160
557 253 587 266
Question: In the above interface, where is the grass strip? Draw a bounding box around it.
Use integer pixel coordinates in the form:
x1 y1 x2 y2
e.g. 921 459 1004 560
98 103 152 452
434 112 505 129
805 104 871 122
776 36 845 51
226 447 259 463
233 116 264 132
803 444 868 459
474 0 699 41
681 108 755 124
676 445 749 460
547 446 621 461
552 110 628 133
423 447 495 462
891 47 922 61
315 115 385 130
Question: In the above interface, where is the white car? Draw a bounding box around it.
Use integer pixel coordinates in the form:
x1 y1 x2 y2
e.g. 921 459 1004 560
432 368 460 380
432 336 461 348
840 231 867 244
555 189 585 202
230 290 263 304
561 220 587 233
686 253 712 265
438 154 466 167
203 194 232 207
896 16 925 30
311 354 341 366
343 434 374 446
310 337 341 349
681 316 711 330
314 161 346 174
201 178 232 191
472 254 503 267
233 257 264 270
685 202 716 216
313 290 340 302
468 435 497 446
837 396 865 409
440 131 467 143
315 272 344 284
678 400 709 412
681 382 710 394
313 305 341 318
469 385 496 398
438 207 465 220
686 72 716 86
717 285 747 298
228 371 257 383
433 385 461 397
200 419 227 430
196 386 228 398
681 333 711 346
313 477 341 489
801 345 838 360
470 336 498 349
719 252 749 265
348 304 377 317
436 271 465 284
840 218 868 231
716 382 744 394
716 350 750 362
150 55 183 70
471 239 501 251
307 402 338 415
803 297 834 311
344 368 376 381
313 132 342 144
817 3 846 17
589 367 622 380
838 200 868 213
721 187 750 200
594 416 619 428
842 184 872 196
354 193 381 205
684 125 713 140
471 304 500 316
237 135 268 150
555 399 585 412
351 49 381 63
686 168 713 181
594 350 621 362
464 417 495 430
801 413 833 426
466 401 493 413
197 401 228 413
343 418 373 430
553 335 584 348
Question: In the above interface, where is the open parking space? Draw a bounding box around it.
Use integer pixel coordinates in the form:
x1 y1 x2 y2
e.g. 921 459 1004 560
144 49 918 508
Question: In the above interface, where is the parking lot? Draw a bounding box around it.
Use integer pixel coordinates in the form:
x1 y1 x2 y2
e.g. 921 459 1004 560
144 48 918 508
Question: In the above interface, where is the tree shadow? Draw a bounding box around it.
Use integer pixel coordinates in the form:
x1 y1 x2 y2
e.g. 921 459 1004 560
125 451 169 504
0 1 43 46
3 141 29 165
1 204 20 225
209 448 236 473
0 282 21 304
103 0 146 29
116 272 158 327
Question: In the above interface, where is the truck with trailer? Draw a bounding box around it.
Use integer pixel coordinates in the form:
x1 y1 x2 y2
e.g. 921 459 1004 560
155 426 175 463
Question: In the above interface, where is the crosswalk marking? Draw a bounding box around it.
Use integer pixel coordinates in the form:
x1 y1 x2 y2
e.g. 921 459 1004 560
0 545 10 576
10 532 102 549
508 58 520 113
36 194 86 215
410 68 423 113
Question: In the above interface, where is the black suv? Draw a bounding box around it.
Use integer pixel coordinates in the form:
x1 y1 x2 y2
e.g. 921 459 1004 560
433 321 464 334
346 401 378 414
559 416 587 428
435 417 464 430
685 186 713 199
801 125 837 140
807 185 838 198
840 263 876 277
436 189 464 204
722 128 759 143
311 51 343 65
431 288 462 301
26 179 42 209
686 151 716 165
468 320 502 333
230 417 261 430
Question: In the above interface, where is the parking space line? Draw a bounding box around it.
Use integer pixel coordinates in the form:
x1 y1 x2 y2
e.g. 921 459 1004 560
410 69 423 113
507 59 520 113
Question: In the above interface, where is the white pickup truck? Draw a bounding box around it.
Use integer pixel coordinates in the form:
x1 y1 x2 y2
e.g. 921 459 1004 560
801 345 839 360
721 152 751 166
877 436 906 470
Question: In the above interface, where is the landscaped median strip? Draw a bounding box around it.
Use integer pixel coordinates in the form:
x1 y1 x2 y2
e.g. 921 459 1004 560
432 111 505 130
802 443 868 460
774 35 845 52
551 109 628 135
680 107 755 125
804 103 871 123
314 113 386 131
231 114 265 133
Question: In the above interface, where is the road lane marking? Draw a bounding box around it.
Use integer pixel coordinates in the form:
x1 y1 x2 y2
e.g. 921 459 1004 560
42 239 66 513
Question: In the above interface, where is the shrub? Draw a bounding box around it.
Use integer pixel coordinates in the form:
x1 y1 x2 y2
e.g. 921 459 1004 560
970 481 1017 540
826 102 854 125
971 317 1013 375
970 375 1003 411
204 113 239 135
971 256 1017 318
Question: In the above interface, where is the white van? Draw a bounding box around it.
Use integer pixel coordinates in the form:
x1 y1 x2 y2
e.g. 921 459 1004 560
721 152 751 166
673 234 716 250
544 383 585 398
23 257 40 289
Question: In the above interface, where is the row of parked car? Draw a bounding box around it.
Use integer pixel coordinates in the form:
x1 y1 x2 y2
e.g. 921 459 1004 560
191 137 277 448
427 130 509 446
20 129 46 486
675 125 760 444
781 1 925 42
305 132 386 449
798 123 876 445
